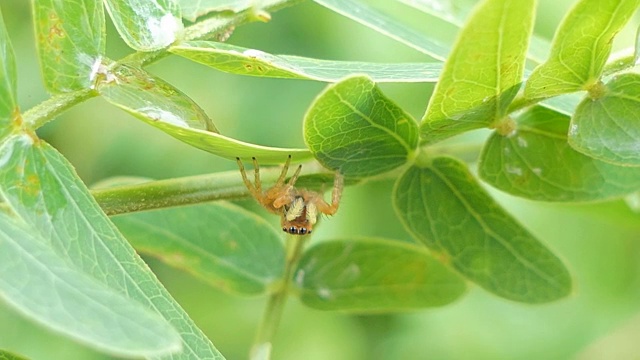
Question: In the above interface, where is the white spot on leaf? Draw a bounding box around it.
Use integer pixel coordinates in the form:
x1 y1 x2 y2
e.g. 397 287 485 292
147 14 183 47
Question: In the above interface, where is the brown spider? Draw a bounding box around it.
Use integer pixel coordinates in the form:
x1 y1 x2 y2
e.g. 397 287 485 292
236 155 344 235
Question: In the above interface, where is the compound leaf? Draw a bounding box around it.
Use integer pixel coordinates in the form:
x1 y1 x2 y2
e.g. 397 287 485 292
393 158 572 303
170 41 442 83
295 238 467 312
0 212 181 358
480 106 640 201
104 0 183 51
525 0 640 99
32 0 104 93
304 75 419 177
0 134 224 359
569 73 640 166
421 0 534 143
113 202 285 296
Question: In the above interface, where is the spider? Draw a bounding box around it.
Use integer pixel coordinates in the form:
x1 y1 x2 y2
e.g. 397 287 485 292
236 155 344 235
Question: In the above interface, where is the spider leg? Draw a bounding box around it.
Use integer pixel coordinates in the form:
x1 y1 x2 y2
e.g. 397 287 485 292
273 158 302 208
252 157 262 193
311 171 344 216
274 155 292 186
287 163 303 187
272 189 296 209
236 157 261 199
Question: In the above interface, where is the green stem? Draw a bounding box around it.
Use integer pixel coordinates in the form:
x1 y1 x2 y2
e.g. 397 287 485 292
251 234 307 360
92 166 289 216
23 89 96 129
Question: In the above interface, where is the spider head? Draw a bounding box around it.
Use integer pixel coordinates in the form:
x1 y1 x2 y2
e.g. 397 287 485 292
281 196 317 236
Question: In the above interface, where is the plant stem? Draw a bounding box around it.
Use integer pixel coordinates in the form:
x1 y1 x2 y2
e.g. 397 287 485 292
23 89 96 129
92 165 342 216
251 234 308 360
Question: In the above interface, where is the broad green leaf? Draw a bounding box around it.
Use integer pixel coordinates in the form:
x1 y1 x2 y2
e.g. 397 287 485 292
32 0 105 93
421 0 534 144
0 7 17 140
104 0 183 51
97 64 216 131
525 0 640 99
480 106 640 201
180 0 252 21
303 75 419 177
0 350 28 360
113 203 285 295
313 0 450 61
393 158 572 303
396 0 550 64
569 73 640 166
0 134 224 359
0 213 181 358
170 41 443 82
98 64 310 164
179 0 287 22
396 0 475 25
295 238 467 312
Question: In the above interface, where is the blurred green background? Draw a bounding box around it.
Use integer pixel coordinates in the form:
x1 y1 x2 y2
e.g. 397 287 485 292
1 0 640 359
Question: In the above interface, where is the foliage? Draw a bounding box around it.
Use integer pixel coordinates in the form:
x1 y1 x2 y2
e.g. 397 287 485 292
0 0 639 359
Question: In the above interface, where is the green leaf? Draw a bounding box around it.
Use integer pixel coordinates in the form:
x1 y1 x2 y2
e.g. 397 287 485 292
524 0 640 99
295 238 467 312
98 64 310 164
180 0 251 21
0 7 17 140
170 41 442 82
568 73 640 166
397 0 551 65
393 158 572 303
421 0 534 144
303 75 419 177
0 213 181 358
0 134 224 359
113 203 285 295
479 106 640 201
32 0 105 93
97 63 216 131
104 0 183 51
313 0 450 61
0 349 29 360
396 0 474 24
179 0 287 22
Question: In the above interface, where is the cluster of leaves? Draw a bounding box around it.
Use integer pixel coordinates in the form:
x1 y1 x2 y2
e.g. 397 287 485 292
0 0 639 358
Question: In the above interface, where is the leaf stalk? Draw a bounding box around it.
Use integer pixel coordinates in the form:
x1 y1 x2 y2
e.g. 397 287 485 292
251 234 308 360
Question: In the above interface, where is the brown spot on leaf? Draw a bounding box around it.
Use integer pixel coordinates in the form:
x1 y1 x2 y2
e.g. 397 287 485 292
47 14 65 42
